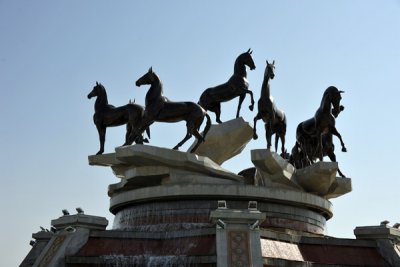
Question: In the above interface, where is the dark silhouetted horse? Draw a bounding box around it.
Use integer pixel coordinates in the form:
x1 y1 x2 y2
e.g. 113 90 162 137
198 49 256 123
296 86 347 164
88 82 148 155
131 67 211 153
253 60 287 155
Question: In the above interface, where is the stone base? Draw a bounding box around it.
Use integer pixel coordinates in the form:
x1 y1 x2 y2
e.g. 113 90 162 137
294 162 352 198
110 184 332 235
188 117 253 165
89 144 243 188
251 149 300 190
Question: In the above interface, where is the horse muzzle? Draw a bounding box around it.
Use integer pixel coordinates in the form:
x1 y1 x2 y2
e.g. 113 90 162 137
135 81 141 87
87 93 93 99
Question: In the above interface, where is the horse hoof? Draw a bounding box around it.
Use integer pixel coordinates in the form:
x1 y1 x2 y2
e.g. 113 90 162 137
249 105 254 111
253 134 258 140
96 151 103 155
342 147 347 152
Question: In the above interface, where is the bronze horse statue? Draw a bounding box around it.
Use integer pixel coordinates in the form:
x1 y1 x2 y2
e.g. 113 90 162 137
291 104 346 177
289 130 346 178
88 82 149 155
253 60 287 155
296 86 347 163
130 67 211 153
198 48 256 123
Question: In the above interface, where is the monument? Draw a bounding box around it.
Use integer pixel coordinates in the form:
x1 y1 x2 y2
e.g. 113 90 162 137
20 50 400 266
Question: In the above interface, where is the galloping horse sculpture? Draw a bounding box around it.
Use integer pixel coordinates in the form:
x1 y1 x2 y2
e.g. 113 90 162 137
291 104 346 177
130 67 211 153
198 49 256 123
289 131 346 177
253 60 287 155
88 82 149 155
296 86 347 163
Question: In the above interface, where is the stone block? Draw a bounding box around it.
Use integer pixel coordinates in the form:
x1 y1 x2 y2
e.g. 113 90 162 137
108 168 238 196
51 214 108 231
114 144 243 182
294 162 337 196
325 176 352 199
188 117 253 165
251 149 300 190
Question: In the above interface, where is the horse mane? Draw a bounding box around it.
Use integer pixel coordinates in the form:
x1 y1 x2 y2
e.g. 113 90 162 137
97 83 106 93
324 86 338 95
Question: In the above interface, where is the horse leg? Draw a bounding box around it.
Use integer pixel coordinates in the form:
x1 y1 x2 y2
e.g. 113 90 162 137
280 132 286 156
190 129 205 153
236 94 245 118
244 89 254 111
124 123 134 146
96 124 106 155
173 131 192 150
214 104 222 124
327 149 346 178
264 122 272 149
330 127 347 152
253 113 261 139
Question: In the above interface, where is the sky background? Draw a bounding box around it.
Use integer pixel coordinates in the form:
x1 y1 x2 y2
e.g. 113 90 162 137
1 1 400 266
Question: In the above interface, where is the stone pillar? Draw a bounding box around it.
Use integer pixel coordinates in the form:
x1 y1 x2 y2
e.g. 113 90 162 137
30 213 108 267
354 222 400 266
210 201 266 267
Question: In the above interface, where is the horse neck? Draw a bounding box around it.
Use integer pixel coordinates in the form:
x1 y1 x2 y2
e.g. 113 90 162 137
319 93 332 112
233 57 247 77
146 75 164 102
95 89 108 111
261 76 271 99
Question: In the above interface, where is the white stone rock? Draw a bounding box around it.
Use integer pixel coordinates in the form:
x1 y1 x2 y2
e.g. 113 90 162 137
251 149 301 190
294 162 337 195
188 117 253 165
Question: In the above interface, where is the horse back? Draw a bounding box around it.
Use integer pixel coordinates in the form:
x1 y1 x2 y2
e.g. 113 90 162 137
95 104 144 127
156 101 203 123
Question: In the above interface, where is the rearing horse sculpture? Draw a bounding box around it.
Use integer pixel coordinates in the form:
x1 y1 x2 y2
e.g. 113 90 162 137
130 67 211 153
88 82 149 155
253 60 287 155
296 86 347 163
198 49 256 123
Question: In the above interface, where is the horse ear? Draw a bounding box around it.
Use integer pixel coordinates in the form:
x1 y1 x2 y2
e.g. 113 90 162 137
266 60 269 64
272 60 275 65
148 67 153 73
247 48 251 53
339 90 345 93
96 81 99 85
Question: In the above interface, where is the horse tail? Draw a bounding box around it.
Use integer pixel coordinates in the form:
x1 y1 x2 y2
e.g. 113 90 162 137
202 112 212 142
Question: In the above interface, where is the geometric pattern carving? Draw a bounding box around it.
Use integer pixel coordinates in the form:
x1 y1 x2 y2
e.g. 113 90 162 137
228 230 251 267
38 235 66 267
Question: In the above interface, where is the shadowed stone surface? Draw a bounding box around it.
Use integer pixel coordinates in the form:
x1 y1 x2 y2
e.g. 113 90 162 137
325 176 352 199
89 144 243 183
251 149 301 190
294 162 337 196
188 117 253 165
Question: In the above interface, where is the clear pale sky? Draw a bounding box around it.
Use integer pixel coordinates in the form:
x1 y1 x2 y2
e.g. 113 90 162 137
1 1 400 266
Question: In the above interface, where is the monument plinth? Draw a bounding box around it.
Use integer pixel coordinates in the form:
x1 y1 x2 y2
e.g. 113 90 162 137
22 118 356 267
87 119 334 237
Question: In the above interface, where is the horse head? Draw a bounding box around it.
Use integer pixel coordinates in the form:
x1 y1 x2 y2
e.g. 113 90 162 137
265 60 275 80
326 86 344 118
88 81 105 99
239 48 256 70
136 67 157 87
